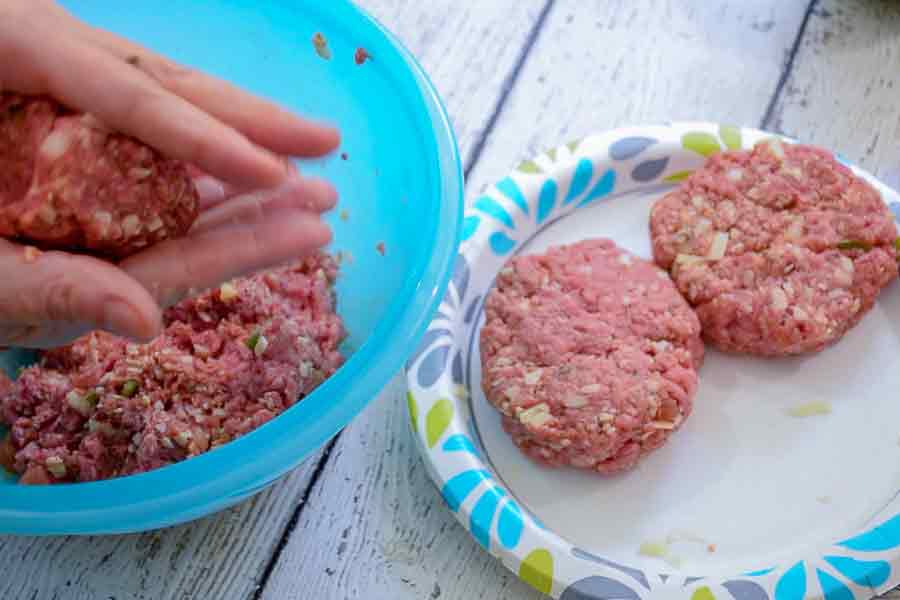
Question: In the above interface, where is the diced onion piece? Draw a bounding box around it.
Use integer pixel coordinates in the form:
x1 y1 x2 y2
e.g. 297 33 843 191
707 232 729 260
786 401 832 417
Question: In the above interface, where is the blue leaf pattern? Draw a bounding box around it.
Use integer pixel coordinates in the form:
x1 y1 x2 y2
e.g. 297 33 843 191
537 179 558 225
495 177 530 216
441 469 491 512
470 486 507 549
461 215 480 241
579 169 617 207
497 499 524 549
489 232 516 255
840 513 900 552
816 569 855 600
774 562 806 600
474 196 516 229
824 556 890 588
564 159 593 205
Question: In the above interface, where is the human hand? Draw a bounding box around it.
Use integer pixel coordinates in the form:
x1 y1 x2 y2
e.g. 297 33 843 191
0 177 336 348
0 0 342 348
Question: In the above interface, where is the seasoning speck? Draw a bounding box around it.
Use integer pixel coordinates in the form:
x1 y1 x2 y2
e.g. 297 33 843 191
313 33 332 60
339 209 350 222
837 240 872 251
121 380 139 398
246 331 261 352
341 152 348 161
354 47 371 65
376 241 386 256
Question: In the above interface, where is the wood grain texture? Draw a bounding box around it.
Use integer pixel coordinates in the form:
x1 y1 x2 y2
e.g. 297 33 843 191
466 0 810 196
263 3 812 600
766 0 900 182
0 450 325 600
767 3 900 597
357 0 552 168
261 377 540 600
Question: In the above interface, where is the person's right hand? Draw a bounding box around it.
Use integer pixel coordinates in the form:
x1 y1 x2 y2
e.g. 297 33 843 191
0 0 342 348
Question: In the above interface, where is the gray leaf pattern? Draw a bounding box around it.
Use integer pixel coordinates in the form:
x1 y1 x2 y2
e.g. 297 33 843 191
561 576 642 600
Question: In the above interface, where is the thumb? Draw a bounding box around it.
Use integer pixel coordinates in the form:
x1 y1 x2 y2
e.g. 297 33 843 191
0 241 162 348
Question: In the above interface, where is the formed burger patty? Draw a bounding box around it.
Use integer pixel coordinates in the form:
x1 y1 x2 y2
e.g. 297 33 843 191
0 93 198 258
0 253 344 484
650 140 898 356
480 239 703 475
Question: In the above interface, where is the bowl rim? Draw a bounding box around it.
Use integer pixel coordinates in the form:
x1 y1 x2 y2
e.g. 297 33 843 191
0 0 463 535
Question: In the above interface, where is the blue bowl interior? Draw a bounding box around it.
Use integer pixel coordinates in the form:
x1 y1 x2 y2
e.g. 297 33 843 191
0 0 461 533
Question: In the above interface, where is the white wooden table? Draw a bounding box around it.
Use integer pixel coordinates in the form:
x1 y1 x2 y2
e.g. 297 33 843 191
3 1 900 598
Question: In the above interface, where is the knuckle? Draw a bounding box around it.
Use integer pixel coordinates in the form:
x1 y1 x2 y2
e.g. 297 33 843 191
39 277 78 322
145 58 197 90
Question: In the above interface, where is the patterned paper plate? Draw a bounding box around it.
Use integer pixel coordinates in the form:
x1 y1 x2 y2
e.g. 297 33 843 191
405 122 900 600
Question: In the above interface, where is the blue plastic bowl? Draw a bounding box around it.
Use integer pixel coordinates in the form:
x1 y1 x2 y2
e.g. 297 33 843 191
0 0 462 534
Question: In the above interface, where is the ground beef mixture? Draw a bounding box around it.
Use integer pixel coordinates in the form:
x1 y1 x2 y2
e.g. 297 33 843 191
480 239 703 475
0 93 198 258
650 140 898 356
0 253 344 484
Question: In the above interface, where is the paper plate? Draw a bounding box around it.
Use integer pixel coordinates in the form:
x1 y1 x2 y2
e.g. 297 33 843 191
406 122 900 600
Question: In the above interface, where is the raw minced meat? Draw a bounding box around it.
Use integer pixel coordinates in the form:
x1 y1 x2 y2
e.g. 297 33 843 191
0 93 198 258
650 140 898 356
0 253 344 484
480 239 703 475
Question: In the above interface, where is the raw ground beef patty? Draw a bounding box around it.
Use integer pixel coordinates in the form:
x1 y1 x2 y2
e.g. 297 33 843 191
479 239 703 475
0 93 198 258
650 139 898 356
0 253 344 484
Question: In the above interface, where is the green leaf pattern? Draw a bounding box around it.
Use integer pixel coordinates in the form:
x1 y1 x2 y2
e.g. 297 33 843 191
426 398 453 448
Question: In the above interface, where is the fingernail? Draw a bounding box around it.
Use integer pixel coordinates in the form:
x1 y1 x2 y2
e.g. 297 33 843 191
103 300 151 341
194 176 226 201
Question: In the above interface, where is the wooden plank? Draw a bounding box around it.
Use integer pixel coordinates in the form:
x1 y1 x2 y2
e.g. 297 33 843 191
261 378 541 600
765 3 900 597
0 451 325 600
261 2 811 599
0 1 550 599
360 0 553 168
466 0 811 195
765 0 900 179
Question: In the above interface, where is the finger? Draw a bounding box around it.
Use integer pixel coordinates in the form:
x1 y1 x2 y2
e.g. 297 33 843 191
0 241 162 348
192 178 337 234
194 160 300 211
30 35 291 190
77 25 340 157
121 212 332 307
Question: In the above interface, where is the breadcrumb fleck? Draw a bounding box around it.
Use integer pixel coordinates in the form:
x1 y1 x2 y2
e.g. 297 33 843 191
339 209 350 222
23 246 42 263
312 32 332 60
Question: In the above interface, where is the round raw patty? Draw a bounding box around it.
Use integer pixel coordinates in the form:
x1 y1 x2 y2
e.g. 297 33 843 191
0 93 198 258
479 239 703 475
650 139 898 356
